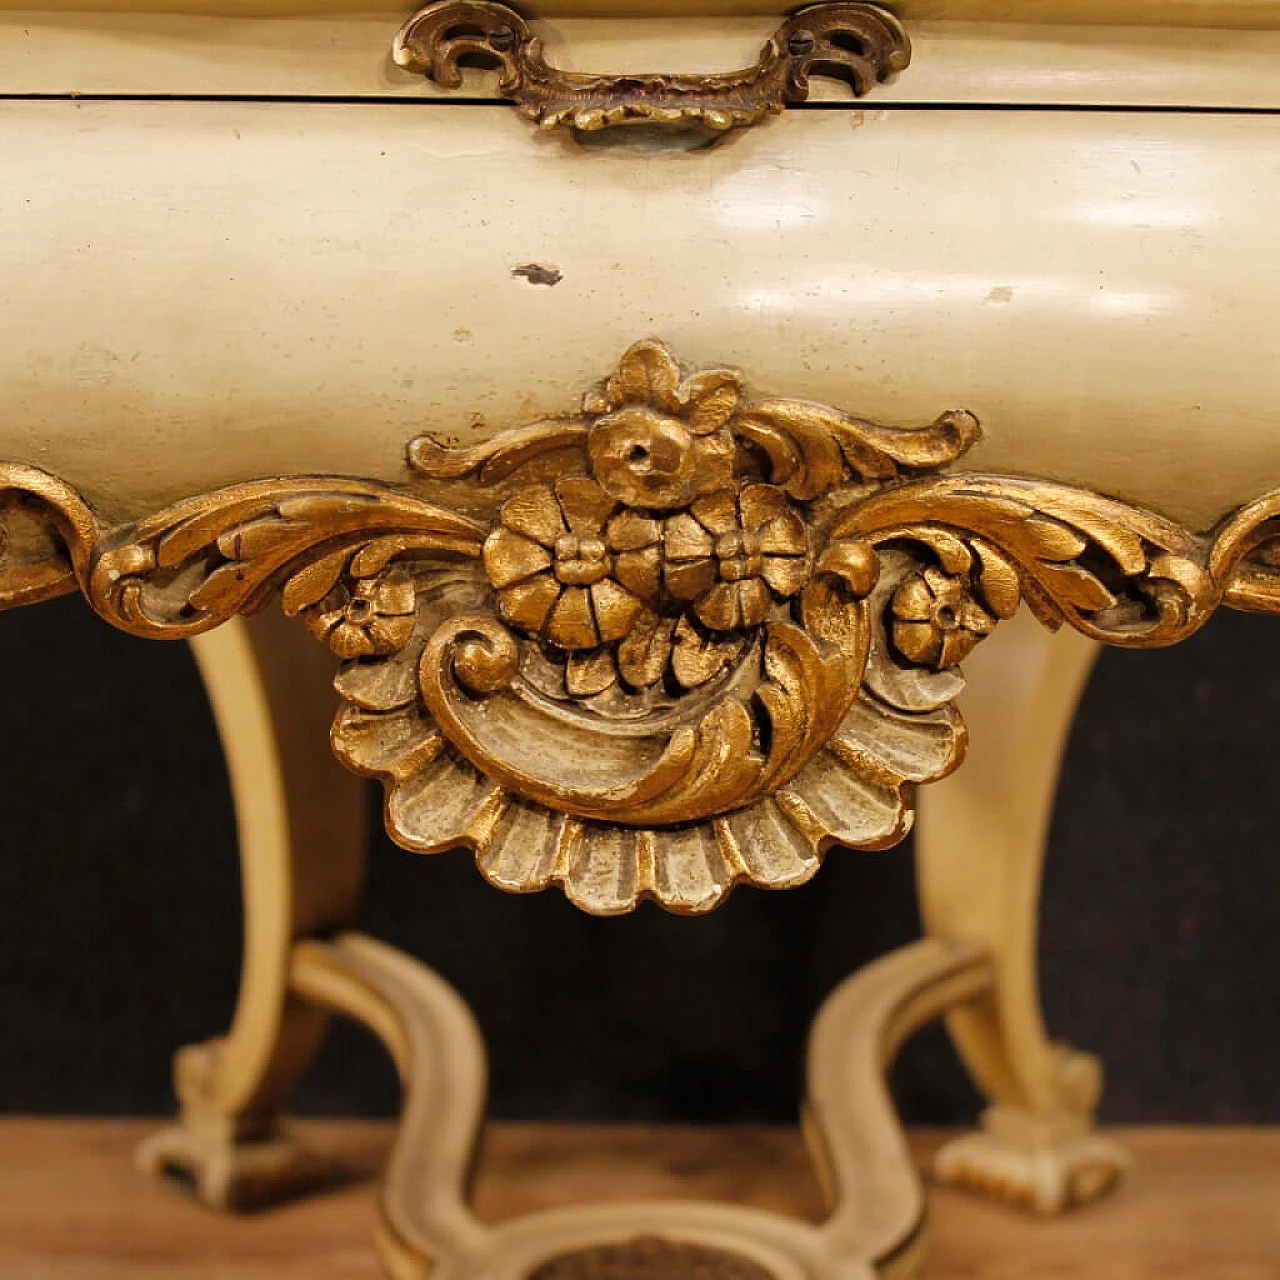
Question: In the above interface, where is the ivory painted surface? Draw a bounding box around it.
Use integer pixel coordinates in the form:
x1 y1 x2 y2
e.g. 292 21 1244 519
1 107 1278 531
136 612 367 1205
285 931 992 1280
915 614 1126 1212
5 11 1280 107
4 0 1279 28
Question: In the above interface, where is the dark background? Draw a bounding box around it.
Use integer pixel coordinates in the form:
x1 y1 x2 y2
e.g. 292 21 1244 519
1 594 1277 1125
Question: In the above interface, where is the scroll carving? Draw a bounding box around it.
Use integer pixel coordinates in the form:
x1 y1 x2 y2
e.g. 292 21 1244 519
4 341 1280 915
392 0 911 133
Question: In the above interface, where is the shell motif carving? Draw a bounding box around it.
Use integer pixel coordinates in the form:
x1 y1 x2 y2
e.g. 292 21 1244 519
323 341 984 912
5 340 1280 914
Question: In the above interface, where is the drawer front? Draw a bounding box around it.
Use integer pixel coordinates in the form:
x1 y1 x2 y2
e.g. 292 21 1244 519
3 10 1280 107
2 101 1277 531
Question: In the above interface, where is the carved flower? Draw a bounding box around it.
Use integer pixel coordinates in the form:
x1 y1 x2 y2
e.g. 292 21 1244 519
889 566 996 669
483 475 646 651
303 565 416 659
660 485 810 631
585 339 740 510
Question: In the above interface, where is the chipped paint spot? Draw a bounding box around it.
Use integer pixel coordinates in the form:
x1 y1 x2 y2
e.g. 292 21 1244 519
512 263 563 287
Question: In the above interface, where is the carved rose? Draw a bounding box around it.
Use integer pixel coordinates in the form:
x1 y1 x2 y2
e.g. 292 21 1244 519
483 475 645 650
304 565 416 659
585 339 739 510
889 566 996 670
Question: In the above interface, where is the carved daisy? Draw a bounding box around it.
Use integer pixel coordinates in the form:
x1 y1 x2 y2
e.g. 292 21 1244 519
663 485 811 631
303 565 416 659
483 475 646 651
889 566 996 669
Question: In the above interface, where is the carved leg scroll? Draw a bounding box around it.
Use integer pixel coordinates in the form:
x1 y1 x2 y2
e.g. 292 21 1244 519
289 931 992 1280
916 608 1128 1213
137 610 368 1209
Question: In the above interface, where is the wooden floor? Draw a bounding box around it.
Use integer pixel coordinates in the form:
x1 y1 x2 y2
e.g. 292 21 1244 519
1 1121 1277 1278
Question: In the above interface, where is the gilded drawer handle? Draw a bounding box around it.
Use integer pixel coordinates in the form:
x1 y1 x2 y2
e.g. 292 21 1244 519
392 1 910 133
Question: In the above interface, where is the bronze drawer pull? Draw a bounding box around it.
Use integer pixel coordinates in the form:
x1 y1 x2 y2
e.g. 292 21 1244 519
393 1 911 133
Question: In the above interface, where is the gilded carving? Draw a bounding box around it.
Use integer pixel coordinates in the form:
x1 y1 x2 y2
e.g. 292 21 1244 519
393 0 911 133
301 562 418 659
888 567 998 671
352 340 982 911
3 341 1280 914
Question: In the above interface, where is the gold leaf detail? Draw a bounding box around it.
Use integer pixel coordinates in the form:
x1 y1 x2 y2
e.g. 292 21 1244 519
591 577 644 643
682 369 742 435
605 339 681 411
281 548 351 616
407 420 590 483
670 616 741 690
547 586 598 650
483 527 553 589
566 648 618 698
498 485 567 546
616 610 677 689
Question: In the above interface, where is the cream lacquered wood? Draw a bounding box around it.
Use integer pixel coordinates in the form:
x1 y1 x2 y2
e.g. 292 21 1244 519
136 612 366 1206
3 0 1280 29
916 613 1126 1212
4 12 1280 108
0 102 1277 531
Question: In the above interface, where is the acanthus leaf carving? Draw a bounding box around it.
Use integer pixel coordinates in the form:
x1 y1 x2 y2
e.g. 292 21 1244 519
834 474 1214 647
89 481 486 639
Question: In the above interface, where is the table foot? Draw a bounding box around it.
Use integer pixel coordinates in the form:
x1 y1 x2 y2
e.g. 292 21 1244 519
136 1120 345 1211
934 1103 1130 1214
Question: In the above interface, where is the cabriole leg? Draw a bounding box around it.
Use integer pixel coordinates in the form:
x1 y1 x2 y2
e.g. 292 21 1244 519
137 609 367 1209
917 607 1128 1213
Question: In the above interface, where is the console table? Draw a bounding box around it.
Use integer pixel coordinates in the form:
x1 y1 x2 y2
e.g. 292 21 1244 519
2 2 1278 1276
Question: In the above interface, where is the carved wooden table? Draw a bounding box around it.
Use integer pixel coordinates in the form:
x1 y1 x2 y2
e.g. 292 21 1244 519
2 1 1278 1276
